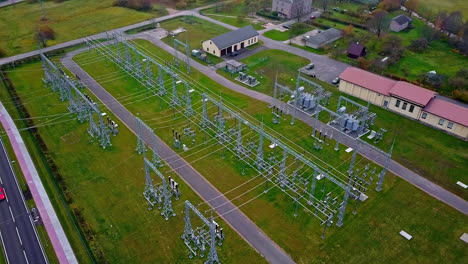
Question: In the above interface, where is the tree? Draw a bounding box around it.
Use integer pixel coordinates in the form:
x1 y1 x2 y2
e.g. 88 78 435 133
316 0 334 12
357 57 372 69
381 35 404 63
36 25 55 48
424 72 444 89
175 0 187 9
342 24 355 37
434 11 448 31
367 10 390 38
449 77 468 90
421 25 439 42
237 15 246 25
290 0 307 20
409 37 428 52
0 47 6 58
244 0 261 14
378 0 400 11
404 0 419 16
443 11 464 37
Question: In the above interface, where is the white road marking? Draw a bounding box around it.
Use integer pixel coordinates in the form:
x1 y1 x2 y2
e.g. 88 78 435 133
8 206 14 223
23 249 30 264
15 226 22 246
4 189 8 202
0 230 11 264
0 139 48 263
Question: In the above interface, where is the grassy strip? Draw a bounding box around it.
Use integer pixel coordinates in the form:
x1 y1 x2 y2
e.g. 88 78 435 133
0 59 264 263
74 39 467 263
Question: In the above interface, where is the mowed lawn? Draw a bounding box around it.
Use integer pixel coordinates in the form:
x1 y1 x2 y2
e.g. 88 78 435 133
72 39 467 263
0 0 160 56
201 1 265 30
420 0 468 16
1 61 264 264
160 16 229 51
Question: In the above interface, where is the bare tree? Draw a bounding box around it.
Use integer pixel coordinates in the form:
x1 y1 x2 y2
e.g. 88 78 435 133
290 0 306 20
316 0 334 12
36 25 55 47
367 10 390 38
443 11 464 37
404 0 419 16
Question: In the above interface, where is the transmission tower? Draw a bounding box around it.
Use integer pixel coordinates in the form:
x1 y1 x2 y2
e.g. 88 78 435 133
135 117 147 155
144 157 176 220
182 201 224 263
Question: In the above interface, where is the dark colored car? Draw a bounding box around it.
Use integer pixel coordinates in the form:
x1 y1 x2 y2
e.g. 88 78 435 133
229 51 240 57
332 78 340 85
0 187 5 201
282 24 291 29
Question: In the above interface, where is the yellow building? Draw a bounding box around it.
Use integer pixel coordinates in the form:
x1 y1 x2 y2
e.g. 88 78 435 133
420 97 468 139
202 25 259 57
339 67 468 139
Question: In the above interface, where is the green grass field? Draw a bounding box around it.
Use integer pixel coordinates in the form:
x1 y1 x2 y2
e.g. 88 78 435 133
204 14 264 30
0 0 167 56
0 60 263 263
419 0 468 17
160 16 229 53
65 39 468 263
263 24 316 41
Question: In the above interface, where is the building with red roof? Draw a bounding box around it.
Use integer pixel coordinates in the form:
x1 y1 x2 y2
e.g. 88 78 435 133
338 67 468 139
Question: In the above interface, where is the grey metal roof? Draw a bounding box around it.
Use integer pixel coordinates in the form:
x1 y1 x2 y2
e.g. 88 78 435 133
392 14 412 25
226 59 244 67
209 25 259 50
306 28 342 47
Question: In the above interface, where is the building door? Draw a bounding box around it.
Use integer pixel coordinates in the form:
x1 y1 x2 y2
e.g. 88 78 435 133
383 101 388 108
241 42 244 49
221 49 226 56
227 46 232 54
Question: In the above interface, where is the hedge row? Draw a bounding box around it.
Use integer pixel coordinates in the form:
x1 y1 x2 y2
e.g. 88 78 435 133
321 14 369 30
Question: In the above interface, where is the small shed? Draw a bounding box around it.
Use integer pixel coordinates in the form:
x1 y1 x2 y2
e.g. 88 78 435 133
347 42 366 59
390 14 412 32
305 28 342 49
225 60 246 73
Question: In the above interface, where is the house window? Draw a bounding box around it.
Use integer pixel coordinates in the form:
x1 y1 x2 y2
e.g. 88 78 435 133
402 102 408 110
421 112 427 119
395 100 401 107
438 119 445 125
447 122 454 129
409 105 415 113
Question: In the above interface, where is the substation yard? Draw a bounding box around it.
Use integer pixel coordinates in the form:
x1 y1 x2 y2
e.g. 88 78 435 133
0 38 466 264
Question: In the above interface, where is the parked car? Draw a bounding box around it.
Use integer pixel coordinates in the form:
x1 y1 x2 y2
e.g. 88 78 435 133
229 51 240 57
306 63 315 70
332 78 340 85
282 24 291 29
0 187 5 201
310 15 316 20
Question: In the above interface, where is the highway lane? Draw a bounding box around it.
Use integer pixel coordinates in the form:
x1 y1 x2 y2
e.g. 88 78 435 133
0 138 47 264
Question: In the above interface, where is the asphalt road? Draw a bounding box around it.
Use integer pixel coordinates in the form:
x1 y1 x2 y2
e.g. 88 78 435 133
61 52 295 264
0 138 47 264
